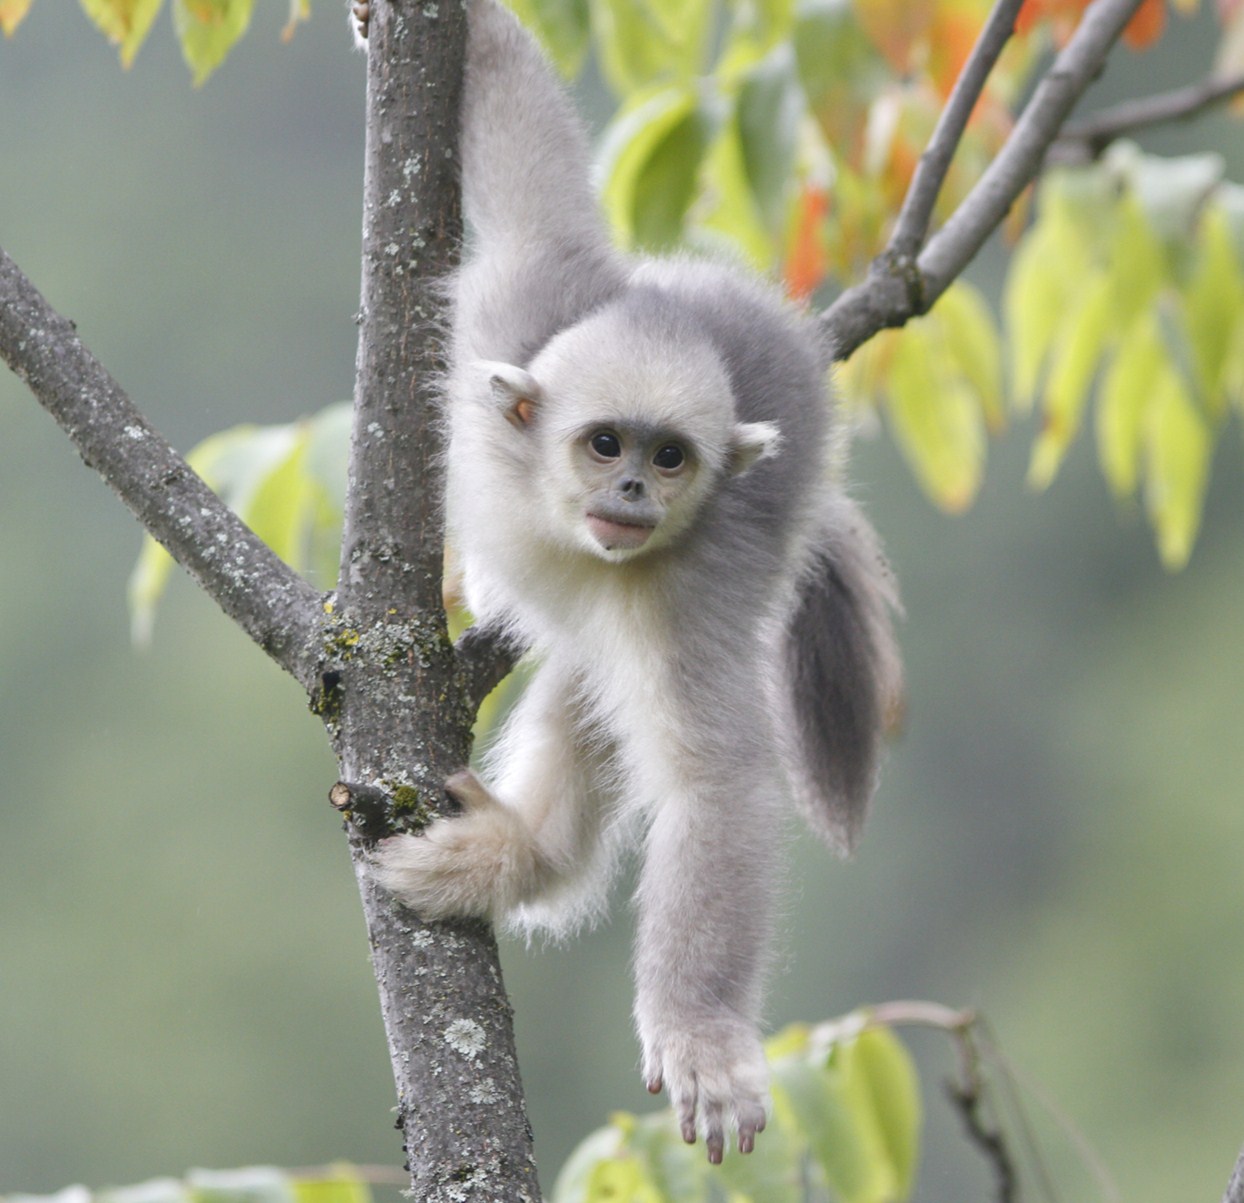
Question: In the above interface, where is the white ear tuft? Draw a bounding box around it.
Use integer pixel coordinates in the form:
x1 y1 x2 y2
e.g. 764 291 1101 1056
478 361 542 428
727 421 781 476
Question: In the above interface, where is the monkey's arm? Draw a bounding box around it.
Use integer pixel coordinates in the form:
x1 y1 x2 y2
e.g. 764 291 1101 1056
372 658 619 931
453 0 625 367
625 689 784 1163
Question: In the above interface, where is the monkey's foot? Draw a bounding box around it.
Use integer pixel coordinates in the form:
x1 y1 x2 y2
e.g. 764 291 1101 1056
640 1019 770 1163
370 770 542 919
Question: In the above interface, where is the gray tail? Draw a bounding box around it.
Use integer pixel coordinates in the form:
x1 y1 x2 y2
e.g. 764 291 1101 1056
784 498 903 855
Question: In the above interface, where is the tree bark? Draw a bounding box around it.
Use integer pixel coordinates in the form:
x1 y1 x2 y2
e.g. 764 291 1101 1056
330 1 539 1198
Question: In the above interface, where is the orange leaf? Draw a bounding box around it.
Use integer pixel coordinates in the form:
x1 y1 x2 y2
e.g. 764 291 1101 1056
930 6 986 98
853 0 936 74
0 0 31 35
1123 0 1166 46
784 186 830 302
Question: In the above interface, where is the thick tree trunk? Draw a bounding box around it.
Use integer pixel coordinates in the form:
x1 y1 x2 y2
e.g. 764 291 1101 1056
328 2 539 1198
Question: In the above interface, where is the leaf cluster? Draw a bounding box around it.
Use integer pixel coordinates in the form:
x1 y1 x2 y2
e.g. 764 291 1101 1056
1009 145 1244 566
2 1167 376 1203
552 1019 921 1203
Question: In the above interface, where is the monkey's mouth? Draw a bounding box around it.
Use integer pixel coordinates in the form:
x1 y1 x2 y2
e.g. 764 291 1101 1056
586 513 656 551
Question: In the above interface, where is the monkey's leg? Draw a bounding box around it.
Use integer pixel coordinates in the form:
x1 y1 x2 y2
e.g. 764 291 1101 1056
631 747 783 1163
371 659 609 922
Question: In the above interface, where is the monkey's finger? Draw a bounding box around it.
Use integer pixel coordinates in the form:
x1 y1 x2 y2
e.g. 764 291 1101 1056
702 1097 727 1165
444 768 494 812
671 1081 699 1146
735 1100 767 1155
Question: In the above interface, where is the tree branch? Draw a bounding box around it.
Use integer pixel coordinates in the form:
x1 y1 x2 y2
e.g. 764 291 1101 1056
0 246 324 692
820 0 1147 361
329 1 539 1197
1051 69 1244 161
455 624 524 712
890 0 1027 259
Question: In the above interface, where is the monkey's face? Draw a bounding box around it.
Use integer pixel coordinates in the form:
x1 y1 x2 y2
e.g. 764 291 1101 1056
564 420 704 557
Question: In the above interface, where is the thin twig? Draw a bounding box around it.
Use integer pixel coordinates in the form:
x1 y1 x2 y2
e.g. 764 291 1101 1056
1051 69 1244 161
918 0 1146 292
0 245 324 691
820 0 1147 361
890 0 1027 258
947 1075 1018 1203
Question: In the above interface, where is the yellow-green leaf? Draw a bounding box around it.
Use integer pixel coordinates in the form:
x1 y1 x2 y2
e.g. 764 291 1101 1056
591 0 711 95
289 1167 371 1203
843 1028 921 1200
79 0 163 65
934 280 1004 432
1004 216 1075 409
0 0 32 35
1183 203 1244 415
884 325 985 513
1028 272 1113 490
507 0 591 76
597 84 712 249
1107 195 1166 328
693 113 776 270
772 1054 882 1203
734 45 802 232
173 0 252 85
1144 368 1211 569
1096 314 1162 499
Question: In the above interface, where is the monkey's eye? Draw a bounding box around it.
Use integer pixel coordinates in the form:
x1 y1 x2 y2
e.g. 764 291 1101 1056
652 443 685 471
589 431 622 460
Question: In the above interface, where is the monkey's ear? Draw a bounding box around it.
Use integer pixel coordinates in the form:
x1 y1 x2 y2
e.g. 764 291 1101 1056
481 361 542 429
727 421 781 476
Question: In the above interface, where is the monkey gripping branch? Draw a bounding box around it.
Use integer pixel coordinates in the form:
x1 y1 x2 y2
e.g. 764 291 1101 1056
11 0 1241 1197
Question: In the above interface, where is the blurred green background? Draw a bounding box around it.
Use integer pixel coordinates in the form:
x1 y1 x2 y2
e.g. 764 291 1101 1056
1 4 1242 1200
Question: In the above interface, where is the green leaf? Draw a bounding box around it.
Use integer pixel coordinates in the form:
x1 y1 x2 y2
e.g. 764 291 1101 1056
1096 313 1162 500
288 1169 370 1203
1004 214 1077 409
792 0 888 152
173 0 252 85
127 407 349 644
590 0 712 95
1106 195 1166 328
882 325 985 513
842 1028 921 1199
508 0 591 76
100 1182 192 1203
1183 203 1244 416
186 1168 295 1203
772 1054 883 1202
1110 142 1225 255
934 280 1004 432
597 85 714 249
79 0 164 65
727 0 796 50
1028 272 1114 490
551 1124 629 1203
1144 366 1211 570
693 110 776 270
734 45 803 231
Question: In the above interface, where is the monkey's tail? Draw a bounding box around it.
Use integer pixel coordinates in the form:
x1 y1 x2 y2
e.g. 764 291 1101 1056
783 497 903 856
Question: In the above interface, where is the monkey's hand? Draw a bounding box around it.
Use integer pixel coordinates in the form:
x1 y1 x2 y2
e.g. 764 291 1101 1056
640 1017 770 1163
370 770 543 919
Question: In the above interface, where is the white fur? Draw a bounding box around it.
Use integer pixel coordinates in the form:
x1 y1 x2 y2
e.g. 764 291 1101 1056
369 0 901 1161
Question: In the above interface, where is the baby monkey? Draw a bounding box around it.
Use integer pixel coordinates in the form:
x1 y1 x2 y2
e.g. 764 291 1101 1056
363 0 902 1163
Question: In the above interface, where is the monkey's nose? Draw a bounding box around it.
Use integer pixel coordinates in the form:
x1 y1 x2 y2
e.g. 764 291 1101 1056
619 477 645 498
